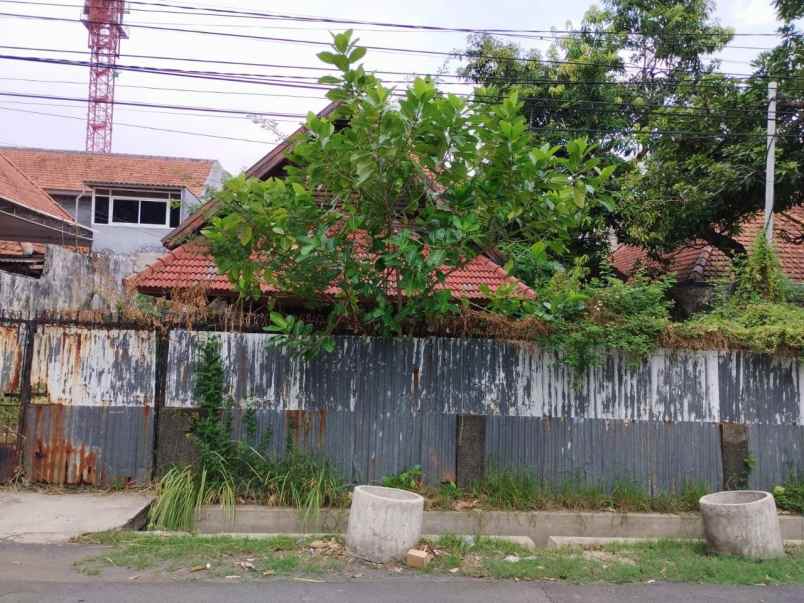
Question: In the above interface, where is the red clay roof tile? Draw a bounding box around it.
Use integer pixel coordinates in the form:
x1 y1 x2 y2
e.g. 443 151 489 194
0 152 75 222
0 147 219 198
612 206 804 284
130 242 534 300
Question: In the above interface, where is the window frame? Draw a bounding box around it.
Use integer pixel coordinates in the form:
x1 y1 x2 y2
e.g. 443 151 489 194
91 188 182 229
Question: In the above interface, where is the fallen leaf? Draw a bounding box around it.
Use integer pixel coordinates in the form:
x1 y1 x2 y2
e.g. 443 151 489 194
128 575 140 581
351 573 364 579
293 578 325 583
238 561 256 571
449 568 460 574
225 575 241 579
190 564 209 573
262 570 275 576
310 540 328 549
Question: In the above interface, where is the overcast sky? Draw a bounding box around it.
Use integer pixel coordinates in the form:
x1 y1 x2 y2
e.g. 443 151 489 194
0 0 794 173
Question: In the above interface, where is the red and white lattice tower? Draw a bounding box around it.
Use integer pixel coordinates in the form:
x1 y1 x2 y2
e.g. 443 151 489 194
82 0 127 153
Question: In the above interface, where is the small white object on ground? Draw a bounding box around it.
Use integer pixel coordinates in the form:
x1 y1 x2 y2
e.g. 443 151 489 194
346 486 424 563
699 490 784 559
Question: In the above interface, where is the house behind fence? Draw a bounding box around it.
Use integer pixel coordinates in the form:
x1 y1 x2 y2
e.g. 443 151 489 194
0 315 801 491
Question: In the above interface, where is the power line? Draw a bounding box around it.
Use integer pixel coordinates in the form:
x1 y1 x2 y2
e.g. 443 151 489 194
0 43 770 80
1 91 799 139
0 90 309 117
0 105 281 143
0 0 783 38
2 52 794 92
0 10 785 75
0 74 330 100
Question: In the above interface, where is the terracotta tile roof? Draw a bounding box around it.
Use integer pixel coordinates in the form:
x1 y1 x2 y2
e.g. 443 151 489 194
0 152 75 222
612 205 804 284
131 242 534 300
0 240 46 257
0 147 219 198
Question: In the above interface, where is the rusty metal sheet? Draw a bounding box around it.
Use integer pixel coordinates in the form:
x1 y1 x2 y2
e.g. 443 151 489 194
0 322 27 396
23 403 153 485
29 325 156 406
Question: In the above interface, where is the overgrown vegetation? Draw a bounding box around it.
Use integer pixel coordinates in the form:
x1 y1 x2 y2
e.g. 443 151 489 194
381 465 708 513
669 234 804 356
149 339 347 531
774 478 804 514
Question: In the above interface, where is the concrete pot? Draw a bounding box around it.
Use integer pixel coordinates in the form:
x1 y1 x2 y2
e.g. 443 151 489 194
699 490 784 559
345 485 424 562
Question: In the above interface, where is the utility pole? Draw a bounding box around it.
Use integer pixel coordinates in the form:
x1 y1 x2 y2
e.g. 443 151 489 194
764 81 777 242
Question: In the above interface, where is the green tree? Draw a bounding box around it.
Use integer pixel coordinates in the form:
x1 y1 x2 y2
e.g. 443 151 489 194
204 31 616 349
458 1 804 259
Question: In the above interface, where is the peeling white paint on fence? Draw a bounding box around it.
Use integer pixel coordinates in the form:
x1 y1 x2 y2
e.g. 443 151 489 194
164 331 801 426
29 325 156 407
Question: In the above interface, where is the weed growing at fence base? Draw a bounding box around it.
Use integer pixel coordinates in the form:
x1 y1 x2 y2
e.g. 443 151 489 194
384 465 709 513
774 478 804 514
149 339 347 531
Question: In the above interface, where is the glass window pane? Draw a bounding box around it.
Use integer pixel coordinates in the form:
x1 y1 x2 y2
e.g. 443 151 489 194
94 196 109 224
141 200 167 225
169 203 181 228
112 199 139 223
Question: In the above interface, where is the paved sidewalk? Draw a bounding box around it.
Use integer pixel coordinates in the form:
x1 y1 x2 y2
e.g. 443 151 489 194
0 491 152 543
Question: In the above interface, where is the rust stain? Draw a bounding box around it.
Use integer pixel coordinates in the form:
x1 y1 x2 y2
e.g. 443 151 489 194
317 409 327 449
30 405 96 485
0 325 23 395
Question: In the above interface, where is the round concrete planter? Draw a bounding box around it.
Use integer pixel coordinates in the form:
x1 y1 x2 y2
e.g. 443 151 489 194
699 490 784 559
345 485 424 563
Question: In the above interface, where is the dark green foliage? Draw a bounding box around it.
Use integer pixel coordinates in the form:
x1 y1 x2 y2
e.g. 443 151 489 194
774 479 804 514
382 465 424 491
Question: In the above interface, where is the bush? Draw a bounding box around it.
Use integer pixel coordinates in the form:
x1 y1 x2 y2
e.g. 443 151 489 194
774 479 804 514
382 465 424 491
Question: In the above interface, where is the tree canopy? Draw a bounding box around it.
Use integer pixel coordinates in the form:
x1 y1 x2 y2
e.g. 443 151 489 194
458 0 803 258
205 31 617 348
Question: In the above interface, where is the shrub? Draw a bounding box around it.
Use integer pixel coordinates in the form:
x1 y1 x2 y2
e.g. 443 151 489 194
382 465 424 491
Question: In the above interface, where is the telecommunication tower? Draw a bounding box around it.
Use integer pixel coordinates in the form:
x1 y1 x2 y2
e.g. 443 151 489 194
82 0 127 153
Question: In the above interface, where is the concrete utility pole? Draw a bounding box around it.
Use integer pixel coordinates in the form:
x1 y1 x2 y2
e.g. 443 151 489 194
764 81 777 242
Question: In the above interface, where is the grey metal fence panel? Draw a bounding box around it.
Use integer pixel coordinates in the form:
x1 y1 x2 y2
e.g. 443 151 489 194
747 424 804 490
719 352 801 424
486 417 723 494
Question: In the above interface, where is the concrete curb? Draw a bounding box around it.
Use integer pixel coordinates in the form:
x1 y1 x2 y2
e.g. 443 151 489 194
195 506 804 548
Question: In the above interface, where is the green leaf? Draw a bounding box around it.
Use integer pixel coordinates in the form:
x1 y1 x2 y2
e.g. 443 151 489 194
317 51 339 65
348 46 367 63
333 30 352 53
318 75 342 85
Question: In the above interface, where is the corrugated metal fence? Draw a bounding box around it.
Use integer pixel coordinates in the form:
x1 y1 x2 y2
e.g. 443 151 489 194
0 319 802 490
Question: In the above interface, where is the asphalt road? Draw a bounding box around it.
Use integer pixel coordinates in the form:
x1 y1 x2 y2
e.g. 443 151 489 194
1 579 803 603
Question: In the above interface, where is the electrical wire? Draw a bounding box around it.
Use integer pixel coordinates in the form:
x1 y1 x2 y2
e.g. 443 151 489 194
0 105 281 143
0 10 789 76
0 0 783 39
